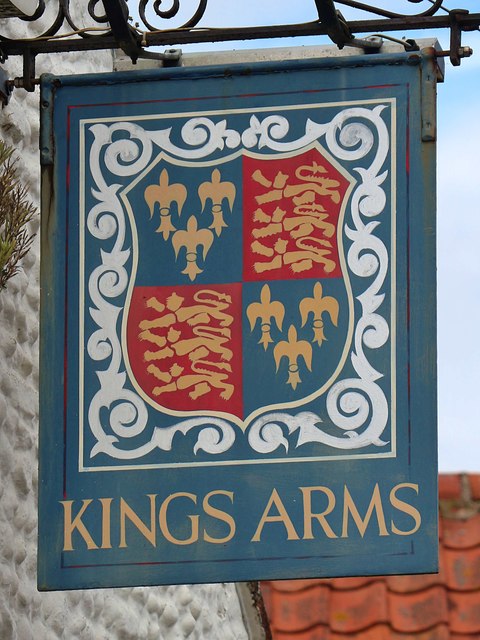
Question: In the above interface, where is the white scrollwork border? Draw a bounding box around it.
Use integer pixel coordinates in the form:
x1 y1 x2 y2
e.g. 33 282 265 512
83 102 392 463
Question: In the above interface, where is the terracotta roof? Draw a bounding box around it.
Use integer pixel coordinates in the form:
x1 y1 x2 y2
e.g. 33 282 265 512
261 474 480 640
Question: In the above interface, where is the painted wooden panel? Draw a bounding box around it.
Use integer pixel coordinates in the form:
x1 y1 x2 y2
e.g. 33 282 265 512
38 51 437 590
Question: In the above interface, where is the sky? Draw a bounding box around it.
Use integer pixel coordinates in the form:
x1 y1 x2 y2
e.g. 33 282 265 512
436 45 480 472
129 1 480 472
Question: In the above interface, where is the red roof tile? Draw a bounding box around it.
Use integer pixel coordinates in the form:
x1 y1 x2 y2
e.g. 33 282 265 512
274 630 330 640
270 583 330 632
386 572 440 594
444 546 480 591
448 590 480 634
389 586 449 633
469 475 480 501
348 627 451 640
391 626 450 640
332 624 392 640
261 473 480 640
329 577 378 591
274 629 330 640
273 579 326 592
438 474 463 500
441 514 480 549
330 581 388 633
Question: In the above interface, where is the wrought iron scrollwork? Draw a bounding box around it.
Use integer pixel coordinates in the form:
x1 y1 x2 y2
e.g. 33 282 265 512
0 1 478 90
138 0 208 30
87 0 109 24
336 0 447 19
0 0 115 44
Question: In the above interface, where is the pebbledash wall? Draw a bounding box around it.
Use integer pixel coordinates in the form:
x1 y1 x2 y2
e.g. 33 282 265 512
0 25 250 640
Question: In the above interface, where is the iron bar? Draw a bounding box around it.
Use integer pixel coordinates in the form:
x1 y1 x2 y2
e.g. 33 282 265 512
0 12 478 57
335 0 446 20
102 0 141 62
0 2 478 90
313 0 353 48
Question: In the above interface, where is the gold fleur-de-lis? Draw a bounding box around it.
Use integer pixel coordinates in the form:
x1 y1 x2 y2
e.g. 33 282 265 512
299 282 339 346
198 168 236 237
144 169 187 240
246 284 285 350
273 325 312 390
171 216 214 282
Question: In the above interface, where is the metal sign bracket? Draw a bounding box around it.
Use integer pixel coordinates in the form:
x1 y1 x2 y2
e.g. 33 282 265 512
0 3 478 90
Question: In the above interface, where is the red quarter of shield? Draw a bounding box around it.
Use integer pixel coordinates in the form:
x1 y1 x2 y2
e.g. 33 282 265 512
243 148 351 281
127 283 243 418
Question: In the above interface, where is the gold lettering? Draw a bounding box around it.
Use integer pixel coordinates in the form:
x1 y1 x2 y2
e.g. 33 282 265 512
342 484 389 538
390 483 421 535
300 486 338 539
202 490 236 544
119 494 157 548
99 497 113 549
251 489 300 542
61 499 98 551
159 492 199 545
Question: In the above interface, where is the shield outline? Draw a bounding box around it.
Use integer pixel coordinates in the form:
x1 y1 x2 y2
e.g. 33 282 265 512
120 142 357 430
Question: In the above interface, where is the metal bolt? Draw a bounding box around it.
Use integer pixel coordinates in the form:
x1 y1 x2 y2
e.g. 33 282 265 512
436 46 474 60
459 46 473 58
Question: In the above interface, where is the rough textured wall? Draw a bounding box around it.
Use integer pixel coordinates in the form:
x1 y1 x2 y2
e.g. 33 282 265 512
0 16 248 640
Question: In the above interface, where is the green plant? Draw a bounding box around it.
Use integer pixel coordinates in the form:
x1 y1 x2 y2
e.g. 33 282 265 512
0 139 37 289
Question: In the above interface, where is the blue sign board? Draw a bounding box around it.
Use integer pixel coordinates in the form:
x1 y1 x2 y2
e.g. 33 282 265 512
39 50 438 590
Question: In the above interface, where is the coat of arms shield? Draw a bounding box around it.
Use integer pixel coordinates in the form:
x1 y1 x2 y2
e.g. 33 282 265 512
124 145 354 426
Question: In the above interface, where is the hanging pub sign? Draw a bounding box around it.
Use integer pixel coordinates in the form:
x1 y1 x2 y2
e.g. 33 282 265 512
39 49 438 590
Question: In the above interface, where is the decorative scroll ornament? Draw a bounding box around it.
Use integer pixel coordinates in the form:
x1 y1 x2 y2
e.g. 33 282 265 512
1 0 476 95
85 102 391 462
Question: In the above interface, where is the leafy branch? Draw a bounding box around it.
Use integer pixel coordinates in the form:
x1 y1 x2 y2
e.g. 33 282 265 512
0 140 37 290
